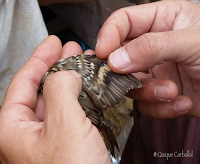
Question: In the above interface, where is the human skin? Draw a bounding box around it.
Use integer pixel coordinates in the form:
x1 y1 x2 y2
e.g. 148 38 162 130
96 0 200 118
0 36 110 164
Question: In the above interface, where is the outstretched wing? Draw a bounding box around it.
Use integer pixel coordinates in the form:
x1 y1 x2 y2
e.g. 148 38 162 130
77 55 144 110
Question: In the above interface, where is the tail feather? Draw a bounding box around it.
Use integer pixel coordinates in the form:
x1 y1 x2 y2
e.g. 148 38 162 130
79 91 119 157
99 126 119 157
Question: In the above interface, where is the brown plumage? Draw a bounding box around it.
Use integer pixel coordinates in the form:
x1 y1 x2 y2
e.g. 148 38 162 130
40 54 144 157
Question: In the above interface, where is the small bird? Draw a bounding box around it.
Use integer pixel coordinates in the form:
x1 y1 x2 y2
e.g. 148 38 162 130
40 54 144 157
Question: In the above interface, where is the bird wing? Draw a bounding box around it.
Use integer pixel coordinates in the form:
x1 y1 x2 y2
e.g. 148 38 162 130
79 55 144 110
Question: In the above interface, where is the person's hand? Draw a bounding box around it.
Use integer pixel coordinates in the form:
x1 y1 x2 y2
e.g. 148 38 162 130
0 36 110 164
96 0 200 118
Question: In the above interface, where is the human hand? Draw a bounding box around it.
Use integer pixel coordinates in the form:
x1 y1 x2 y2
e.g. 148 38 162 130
96 0 200 118
0 36 110 164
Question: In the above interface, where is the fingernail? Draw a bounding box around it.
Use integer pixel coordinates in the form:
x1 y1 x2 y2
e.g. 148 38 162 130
110 48 131 70
174 101 189 113
154 85 171 102
68 70 80 78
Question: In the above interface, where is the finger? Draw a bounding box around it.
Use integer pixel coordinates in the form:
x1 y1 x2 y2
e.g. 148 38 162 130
61 41 95 59
43 70 109 160
138 96 193 119
61 41 83 59
127 78 178 102
2 35 62 119
43 71 86 133
83 49 95 55
150 61 182 94
96 1 182 59
107 27 200 78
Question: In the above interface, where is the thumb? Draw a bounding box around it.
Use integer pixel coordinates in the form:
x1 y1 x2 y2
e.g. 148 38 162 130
42 70 110 163
108 27 200 76
43 70 86 134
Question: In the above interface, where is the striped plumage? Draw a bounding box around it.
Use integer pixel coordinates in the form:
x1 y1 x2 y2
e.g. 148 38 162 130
40 54 144 157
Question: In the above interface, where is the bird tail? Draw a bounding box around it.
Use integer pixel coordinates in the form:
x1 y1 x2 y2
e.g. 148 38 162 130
98 126 119 157
79 91 119 157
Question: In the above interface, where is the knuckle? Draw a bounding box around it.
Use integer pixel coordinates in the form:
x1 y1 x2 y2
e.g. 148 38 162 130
135 33 161 60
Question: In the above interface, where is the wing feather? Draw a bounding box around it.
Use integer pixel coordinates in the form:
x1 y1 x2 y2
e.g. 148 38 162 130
81 55 144 110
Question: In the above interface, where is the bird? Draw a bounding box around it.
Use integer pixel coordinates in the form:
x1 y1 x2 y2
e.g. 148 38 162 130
40 54 144 157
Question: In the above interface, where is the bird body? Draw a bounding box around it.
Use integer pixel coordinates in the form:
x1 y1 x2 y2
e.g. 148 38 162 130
40 54 144 157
